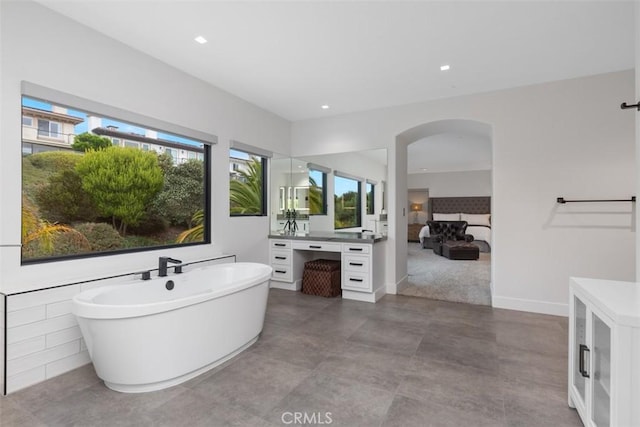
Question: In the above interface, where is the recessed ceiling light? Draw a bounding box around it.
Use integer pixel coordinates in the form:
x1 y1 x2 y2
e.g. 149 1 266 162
321 105 330 110
194 36 207 44
440 65 450 71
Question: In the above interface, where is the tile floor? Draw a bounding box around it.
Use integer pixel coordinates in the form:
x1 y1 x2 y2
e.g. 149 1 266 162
1 290 582 427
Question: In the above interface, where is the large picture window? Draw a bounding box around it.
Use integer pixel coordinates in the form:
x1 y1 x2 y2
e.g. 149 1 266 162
229 148 267 216
334 174 361 229
21 91 213 263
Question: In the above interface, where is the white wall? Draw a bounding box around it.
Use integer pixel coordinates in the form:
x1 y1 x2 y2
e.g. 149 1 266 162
0 2 290 293
292 70 636 315
408 170 491 198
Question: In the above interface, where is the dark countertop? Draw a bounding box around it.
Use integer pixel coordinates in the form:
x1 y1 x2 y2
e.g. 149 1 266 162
269 231 387 243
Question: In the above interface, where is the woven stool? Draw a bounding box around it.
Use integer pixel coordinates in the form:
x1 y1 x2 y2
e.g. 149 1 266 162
302 259 341 297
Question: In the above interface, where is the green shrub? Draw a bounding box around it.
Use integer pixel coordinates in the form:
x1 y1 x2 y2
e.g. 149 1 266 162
74 222 124 252
35 170 98 223
29 151 83 171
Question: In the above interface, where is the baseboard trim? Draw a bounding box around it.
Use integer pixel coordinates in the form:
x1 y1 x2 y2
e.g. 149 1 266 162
389 274 408 295
492 295 568 317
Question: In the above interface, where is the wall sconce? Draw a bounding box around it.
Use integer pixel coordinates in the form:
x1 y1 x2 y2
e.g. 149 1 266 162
410 203 422 223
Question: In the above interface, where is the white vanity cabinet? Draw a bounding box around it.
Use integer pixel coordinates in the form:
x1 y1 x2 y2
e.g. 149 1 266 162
568 277 640 427
268 236 386 302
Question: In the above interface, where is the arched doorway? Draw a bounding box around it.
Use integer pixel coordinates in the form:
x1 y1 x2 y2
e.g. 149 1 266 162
394 119 494 305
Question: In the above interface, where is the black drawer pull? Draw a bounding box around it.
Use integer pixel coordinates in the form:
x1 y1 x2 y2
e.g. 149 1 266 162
349 278 364 282
275 270 287 274
349 262 363 267
274 243 286 247
579 344 590 378
275 256 287 260
349 247 363 251
309 245 322 249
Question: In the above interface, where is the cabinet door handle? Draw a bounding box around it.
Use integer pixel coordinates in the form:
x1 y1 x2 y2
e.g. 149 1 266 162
349 278 364 282
275 256 287 260
349 247 363 251
579 344 590 378
349 262 363 267
274 243 286 247
275 269 287 274
309 245 322 249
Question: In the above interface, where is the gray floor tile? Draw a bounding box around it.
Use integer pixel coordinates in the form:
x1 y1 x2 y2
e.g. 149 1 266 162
499 345 568 392
398 357 505 423
314 342 412 391
382 394 506 427
415 330 500 373
267 371 395 427
248 332 345 370
0 396 47 427
348 318 424 356
7 363 100 414
503 380 581 427
190 352 312 417
149 388 276 427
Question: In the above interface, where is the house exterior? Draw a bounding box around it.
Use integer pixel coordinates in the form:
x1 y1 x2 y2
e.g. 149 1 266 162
92 126 204 165
21 106 84 155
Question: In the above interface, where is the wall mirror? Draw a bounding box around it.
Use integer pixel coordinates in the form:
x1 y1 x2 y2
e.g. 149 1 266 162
271 149 387 235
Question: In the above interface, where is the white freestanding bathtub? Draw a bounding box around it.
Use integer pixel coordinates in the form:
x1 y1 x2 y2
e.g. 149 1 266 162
72 262 272 393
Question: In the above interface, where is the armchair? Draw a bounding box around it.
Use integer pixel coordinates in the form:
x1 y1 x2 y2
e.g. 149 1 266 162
425 220 474 255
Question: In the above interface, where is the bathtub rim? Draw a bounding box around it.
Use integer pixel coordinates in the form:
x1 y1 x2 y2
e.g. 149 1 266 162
72 262 272 320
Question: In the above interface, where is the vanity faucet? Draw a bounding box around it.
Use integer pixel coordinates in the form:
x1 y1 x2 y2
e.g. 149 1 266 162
158 256 182 277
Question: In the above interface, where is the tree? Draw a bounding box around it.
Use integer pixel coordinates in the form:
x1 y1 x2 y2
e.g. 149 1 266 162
153 160 204 227
156 152 174 174
36 169 98 223
75 147 164 236
71 132 112 152
230 158 263 214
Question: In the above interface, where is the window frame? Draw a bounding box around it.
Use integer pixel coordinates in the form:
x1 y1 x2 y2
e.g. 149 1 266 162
333 174 362 230
366 181 375 215
20 82 217 265
229 148 268 217
309 168 328 215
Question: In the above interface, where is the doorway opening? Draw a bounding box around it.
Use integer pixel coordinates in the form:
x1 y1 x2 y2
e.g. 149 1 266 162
397 119 493 305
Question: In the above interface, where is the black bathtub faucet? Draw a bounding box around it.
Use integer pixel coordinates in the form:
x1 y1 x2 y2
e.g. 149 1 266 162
158 256 182 277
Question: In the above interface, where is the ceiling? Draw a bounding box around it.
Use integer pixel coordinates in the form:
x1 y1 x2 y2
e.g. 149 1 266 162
36 0 634 173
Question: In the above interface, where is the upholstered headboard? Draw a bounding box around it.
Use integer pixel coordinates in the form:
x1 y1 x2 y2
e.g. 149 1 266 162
428 197 491 220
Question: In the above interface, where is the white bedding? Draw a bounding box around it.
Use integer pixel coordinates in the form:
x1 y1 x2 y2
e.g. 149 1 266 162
466 225 491 247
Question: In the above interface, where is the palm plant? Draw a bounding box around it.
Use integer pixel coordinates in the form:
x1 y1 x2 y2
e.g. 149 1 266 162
21 196 87 256
308 176 323 214
230 157 263 214
176 210 204 243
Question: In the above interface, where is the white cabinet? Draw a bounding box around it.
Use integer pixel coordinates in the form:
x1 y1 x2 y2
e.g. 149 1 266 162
267 237 386 302
568 277 640 427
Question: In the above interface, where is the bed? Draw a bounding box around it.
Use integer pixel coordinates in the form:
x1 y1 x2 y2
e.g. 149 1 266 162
421 196 491 252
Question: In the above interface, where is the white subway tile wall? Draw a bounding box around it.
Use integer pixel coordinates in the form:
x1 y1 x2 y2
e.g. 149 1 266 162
2 255 235 394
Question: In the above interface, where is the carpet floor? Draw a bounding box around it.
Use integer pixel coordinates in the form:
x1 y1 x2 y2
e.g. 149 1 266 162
401 242 491 305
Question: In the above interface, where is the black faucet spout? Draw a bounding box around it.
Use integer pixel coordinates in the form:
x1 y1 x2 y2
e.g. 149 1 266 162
159 256 182 277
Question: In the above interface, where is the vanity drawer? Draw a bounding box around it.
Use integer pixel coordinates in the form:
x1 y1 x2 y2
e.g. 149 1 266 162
271 250 291 266
271 266 292 282
343 255 370 273
292 241 342 252
270 240 291 249
342 243 370 254
342 271 371 291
